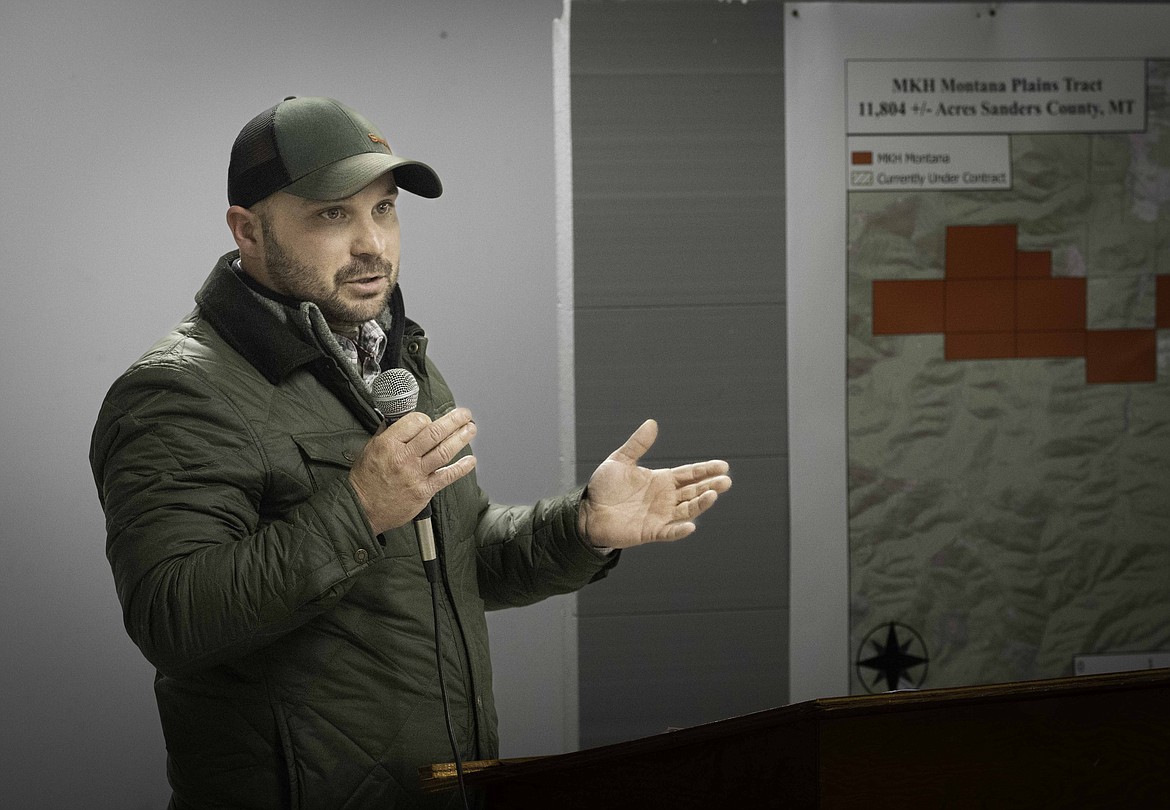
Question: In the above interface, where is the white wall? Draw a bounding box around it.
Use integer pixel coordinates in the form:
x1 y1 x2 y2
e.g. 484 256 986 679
0 1 568 805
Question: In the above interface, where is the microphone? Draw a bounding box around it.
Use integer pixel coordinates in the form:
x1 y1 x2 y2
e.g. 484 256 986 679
370 376 465 807
368 369 439 580
369 368 418 423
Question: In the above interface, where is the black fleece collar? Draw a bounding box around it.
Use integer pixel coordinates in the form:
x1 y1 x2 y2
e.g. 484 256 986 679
194 250 408 384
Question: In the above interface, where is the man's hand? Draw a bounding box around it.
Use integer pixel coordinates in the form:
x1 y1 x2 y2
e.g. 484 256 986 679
579 419 731 549
348 408 478 535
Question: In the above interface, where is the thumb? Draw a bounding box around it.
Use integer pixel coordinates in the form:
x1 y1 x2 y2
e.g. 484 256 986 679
608 419 658 465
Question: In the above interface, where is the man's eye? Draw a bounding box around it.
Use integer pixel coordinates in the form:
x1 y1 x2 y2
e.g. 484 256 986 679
377 201 397 214
321 209 344 220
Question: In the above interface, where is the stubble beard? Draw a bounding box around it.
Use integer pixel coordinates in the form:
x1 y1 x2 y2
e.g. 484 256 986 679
261 226 397 330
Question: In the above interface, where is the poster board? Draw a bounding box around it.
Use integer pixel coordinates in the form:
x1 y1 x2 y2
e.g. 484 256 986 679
786 3 1170 700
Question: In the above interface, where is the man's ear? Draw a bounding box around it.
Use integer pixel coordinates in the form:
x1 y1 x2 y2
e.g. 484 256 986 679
226 205 263 256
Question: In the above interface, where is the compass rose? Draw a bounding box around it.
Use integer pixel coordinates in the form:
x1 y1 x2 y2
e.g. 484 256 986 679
856 621 929 693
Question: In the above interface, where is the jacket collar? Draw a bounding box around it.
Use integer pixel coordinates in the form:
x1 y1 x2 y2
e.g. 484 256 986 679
194 250 407 384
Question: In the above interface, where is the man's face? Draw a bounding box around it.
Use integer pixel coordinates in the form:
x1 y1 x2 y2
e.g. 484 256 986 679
251 173 402 332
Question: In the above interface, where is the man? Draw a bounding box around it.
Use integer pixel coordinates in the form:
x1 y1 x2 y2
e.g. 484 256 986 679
90 96 731 809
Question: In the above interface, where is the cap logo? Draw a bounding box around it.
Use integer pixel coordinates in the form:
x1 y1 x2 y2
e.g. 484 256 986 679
368 133 392 151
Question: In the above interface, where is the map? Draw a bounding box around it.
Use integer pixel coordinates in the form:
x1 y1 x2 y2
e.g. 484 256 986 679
847 59 1170 692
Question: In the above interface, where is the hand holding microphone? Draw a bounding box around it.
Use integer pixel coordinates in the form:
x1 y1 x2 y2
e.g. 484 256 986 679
348 369 477 540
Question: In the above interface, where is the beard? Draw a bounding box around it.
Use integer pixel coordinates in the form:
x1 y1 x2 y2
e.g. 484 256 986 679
260 221 397 330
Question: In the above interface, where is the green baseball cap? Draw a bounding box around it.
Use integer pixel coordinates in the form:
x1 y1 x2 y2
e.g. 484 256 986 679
228 96 442 208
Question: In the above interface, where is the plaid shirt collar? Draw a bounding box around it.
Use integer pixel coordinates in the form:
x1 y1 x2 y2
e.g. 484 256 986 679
331 320 388 386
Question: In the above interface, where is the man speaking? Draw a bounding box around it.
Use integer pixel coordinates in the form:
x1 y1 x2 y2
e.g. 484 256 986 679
90 96 731 808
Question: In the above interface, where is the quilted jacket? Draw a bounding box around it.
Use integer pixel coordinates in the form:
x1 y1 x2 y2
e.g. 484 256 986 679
90 251 616 809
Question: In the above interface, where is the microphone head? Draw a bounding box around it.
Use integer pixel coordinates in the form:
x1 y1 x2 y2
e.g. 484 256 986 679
370 368 419 422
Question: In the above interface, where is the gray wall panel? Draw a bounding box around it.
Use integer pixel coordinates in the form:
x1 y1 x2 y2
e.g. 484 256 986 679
575 304 786 463
574 195 785 308
571 2 785 76
577 610 790 749
571 0 787 748
573 74 785 198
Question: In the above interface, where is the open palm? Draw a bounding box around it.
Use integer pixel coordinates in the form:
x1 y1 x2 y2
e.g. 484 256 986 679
580 419 732 549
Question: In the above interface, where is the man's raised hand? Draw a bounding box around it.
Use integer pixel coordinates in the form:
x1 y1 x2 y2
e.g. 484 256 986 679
578 419 731 550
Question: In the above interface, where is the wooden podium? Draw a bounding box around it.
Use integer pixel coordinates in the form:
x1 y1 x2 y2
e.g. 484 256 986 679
421 668 1170 808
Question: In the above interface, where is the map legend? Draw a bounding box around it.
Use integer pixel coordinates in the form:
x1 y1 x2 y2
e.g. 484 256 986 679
848 135 1011 190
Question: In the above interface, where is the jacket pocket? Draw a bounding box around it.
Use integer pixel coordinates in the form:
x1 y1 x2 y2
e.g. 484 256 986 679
292 429 369 479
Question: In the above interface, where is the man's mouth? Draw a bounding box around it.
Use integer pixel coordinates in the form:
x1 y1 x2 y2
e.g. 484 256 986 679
344 275 388 293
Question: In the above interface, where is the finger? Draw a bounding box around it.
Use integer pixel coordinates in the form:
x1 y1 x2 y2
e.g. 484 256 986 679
608 418 658 465
420 420 477 473
673 489 720 523
671 459 730 487
657 521 697 543
427 454 478 495
674 475 732 504
405 407 474 454
382 410 434 443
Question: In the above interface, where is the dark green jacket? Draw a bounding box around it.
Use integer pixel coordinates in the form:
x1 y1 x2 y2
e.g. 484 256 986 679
90 252 615 809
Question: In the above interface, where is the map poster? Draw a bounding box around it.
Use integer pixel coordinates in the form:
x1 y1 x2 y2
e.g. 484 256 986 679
785 4 1170 700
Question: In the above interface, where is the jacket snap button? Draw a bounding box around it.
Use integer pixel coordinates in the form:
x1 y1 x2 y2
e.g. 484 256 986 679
343 450 356 462
355 548 369 564
408 341 420 353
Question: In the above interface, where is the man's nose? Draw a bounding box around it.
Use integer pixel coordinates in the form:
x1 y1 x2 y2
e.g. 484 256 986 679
352 217 386 257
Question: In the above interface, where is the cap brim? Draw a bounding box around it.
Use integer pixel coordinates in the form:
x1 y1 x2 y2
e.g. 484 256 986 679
284 152 443 200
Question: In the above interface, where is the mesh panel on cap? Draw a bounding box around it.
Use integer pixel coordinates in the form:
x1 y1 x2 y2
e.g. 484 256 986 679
228 103 290 207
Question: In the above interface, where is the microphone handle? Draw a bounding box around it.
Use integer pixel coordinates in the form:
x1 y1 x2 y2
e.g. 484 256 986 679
413 502 439 582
